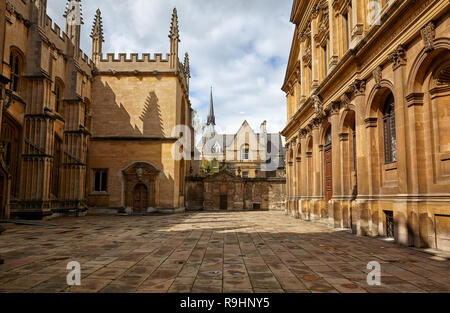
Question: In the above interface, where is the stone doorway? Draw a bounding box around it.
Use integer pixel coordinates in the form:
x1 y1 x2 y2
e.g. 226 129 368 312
220 183 227 210
220 195 227 210
122 162 160 212
133 183 148 212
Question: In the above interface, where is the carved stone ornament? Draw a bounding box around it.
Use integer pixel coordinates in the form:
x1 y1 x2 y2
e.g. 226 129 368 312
328 101 340 115
388 45 407 69
341 93 351 111
373 65 383 89
350 79 366 96
421 21 436 52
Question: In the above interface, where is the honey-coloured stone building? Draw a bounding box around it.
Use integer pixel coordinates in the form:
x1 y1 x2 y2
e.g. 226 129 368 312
282 0 450 251
0 0 192 218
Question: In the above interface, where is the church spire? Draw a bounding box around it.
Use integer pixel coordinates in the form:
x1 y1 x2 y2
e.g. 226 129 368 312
207 87 216 126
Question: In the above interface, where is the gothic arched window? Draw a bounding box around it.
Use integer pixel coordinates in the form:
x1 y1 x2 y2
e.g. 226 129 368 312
382 93 397 164
9 49 23 92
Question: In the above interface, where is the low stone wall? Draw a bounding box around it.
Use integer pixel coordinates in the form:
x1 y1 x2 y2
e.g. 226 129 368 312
186 171 286 211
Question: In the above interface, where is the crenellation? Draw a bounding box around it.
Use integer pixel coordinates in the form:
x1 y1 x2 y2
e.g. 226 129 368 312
99 52 171 63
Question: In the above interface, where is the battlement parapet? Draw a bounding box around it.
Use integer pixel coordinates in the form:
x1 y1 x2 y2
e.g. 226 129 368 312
96 53 175 72
100 53 171 63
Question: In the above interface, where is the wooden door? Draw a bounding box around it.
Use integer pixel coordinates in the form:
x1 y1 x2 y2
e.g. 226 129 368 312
324 145 332 203
133 184 148 212
220 195 227 210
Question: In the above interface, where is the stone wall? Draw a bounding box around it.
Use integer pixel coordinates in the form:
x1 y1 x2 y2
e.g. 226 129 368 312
186 170 286 211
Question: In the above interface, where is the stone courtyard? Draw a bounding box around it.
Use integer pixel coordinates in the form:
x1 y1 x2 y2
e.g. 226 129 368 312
0 212 449 293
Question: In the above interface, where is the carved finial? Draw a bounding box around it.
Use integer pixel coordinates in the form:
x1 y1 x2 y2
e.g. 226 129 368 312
169 7 180 42
90 9 104 41
64 0 83 25
184 52 190 78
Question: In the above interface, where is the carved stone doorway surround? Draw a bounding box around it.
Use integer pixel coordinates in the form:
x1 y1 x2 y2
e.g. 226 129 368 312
122 162 160 212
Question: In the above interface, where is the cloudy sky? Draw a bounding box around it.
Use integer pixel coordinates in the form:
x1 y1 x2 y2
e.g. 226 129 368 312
47 0 294 135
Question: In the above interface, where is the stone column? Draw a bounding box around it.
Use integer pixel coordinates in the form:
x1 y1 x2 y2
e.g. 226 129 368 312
299 39 307 104
405 92 425 247
328 0 339 70
310 9 320 91
329 102 342 227
352 79 369 236
311 119 321 220
350 0 365 48
388 45 410 246
299 130 308 219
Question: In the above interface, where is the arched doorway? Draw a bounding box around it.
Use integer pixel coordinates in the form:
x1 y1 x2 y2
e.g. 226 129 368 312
133 183 148 212
122 162 160 212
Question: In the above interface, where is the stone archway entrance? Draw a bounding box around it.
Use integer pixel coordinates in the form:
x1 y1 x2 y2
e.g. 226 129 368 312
122 162 160 213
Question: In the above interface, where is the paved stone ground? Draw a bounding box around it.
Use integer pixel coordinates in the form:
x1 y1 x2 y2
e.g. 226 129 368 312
0 211 449 293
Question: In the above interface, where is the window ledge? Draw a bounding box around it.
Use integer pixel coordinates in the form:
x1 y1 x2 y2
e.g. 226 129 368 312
384 162 398 171
89 191 109 196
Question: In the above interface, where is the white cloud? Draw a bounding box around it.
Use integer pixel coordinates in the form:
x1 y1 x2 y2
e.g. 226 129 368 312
47 0 294 135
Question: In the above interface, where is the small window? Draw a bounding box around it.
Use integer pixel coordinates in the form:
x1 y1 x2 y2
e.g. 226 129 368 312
9 50 22 92
267 140 272 153
344 13 350 50
242 148 249 160
94 169 108 192
323 44 328 75
242 172 249 178
55 83 63 113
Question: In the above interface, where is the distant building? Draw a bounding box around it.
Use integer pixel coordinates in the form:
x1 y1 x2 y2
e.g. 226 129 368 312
187 87 286 212
197 88 285 178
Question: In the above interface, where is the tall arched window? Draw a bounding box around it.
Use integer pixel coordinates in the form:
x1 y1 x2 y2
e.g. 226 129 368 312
242 145 249 160
382 93 397 164
325 127 332 147
55 81 64 113
9 49 23 92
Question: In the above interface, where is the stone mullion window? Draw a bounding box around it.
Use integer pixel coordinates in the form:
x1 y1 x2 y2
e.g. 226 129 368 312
94 169 108 192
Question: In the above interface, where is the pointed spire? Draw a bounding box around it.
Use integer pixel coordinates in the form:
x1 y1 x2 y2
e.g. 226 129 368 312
184 52 190 78
90 9 104 41
207 87 216 126
64 0 83 25
169 7 180 41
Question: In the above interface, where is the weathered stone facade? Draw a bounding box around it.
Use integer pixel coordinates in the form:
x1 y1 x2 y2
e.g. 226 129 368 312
282 0 450 251
0 1 192 219
186 169 286 211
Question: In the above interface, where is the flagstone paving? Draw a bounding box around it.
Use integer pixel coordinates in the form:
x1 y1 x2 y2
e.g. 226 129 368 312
0 211 449 293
